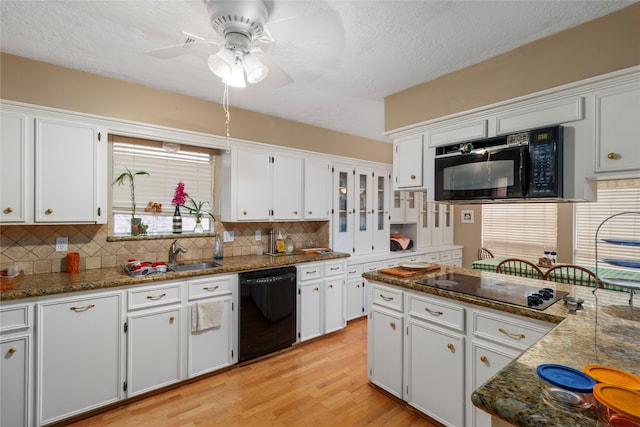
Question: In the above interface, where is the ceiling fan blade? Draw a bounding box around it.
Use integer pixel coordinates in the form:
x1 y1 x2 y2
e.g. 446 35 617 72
145 31 223 59
259 55 294 89
265 4 345 79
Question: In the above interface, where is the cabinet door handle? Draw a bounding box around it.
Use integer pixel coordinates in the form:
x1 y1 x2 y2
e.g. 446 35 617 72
7 347 17 355
390 322 396 330
498 328 525 340
607 152 617 160
380 294 394 301
330 266 340 271
242 211 247 216
328 284 334 289
307 211 313 215
480 355 488 364
293 210 298 215
314 287 319 292
447 343 454 351
45 208 53 215
203 286 220 291
70 304 95 312
146 293 167 300
169 316 175 323
348 270 357 274
306 270 317 275
425 307 443 316
3 207 13 214
410 175 416 180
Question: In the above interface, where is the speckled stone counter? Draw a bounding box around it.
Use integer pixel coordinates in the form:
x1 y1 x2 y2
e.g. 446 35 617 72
363 266 640 427
0 252 350 301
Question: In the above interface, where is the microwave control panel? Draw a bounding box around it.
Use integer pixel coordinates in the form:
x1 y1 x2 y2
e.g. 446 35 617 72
528 126 563 198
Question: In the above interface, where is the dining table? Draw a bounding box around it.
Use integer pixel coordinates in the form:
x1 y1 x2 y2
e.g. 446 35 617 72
471 255 640 295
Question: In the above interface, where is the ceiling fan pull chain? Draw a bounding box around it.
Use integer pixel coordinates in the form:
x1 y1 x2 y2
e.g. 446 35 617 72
223 83 231 153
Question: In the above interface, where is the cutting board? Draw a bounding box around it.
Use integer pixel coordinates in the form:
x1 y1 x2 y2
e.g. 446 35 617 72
380 265 440 277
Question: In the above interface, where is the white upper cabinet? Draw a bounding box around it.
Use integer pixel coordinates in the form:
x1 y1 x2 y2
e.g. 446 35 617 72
35 117 101 223
426 119 488 148
393 134 423 189
304 158 331 220
1 111 28 223
390 190 419 223
1 104 106 224
221 147 303 222
593 80 640 173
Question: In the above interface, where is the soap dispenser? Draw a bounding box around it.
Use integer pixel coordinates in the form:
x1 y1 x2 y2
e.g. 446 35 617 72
276 231 285 253
214 231 224 260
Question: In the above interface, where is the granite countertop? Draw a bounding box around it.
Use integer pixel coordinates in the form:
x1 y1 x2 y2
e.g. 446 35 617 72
0 252 350 301
363 266 640 427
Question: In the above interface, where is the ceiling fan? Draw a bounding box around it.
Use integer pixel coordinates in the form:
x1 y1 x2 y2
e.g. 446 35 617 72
146 0 345 89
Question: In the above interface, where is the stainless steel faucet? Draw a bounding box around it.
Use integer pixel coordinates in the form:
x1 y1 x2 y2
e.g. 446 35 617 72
169 239 187 264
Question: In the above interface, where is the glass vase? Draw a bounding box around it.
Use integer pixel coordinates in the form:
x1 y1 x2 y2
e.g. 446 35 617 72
194 217 204 233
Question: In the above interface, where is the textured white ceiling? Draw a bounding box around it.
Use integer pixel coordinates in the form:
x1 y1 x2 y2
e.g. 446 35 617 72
0 0 634 142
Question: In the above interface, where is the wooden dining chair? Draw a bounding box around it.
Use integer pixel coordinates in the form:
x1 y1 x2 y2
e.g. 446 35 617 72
543 265 603 288
496 258 545 280
477 247 494 260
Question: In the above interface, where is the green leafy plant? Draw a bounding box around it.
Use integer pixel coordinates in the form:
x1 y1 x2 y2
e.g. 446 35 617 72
181 195 215 222
113 167 150 218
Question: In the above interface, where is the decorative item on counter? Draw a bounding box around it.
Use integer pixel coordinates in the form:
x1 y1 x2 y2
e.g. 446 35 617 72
214 231 224 260
1 264 23 290
172 182 186 234
66 252 80 274
180 194 215 234
284 233 294 254
113 167 150 236
276 231 285 253
144 201 163 233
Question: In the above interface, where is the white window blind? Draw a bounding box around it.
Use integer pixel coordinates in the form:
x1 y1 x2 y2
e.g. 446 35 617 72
575 179 640 268
482 203 558 259
112 137 216 217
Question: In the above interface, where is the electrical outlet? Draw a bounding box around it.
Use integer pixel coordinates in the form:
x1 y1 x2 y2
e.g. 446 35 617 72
223 231 234 242
255 230 261 241
55 237 68 252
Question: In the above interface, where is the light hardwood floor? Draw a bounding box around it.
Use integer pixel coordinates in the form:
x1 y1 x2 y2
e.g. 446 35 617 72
69 318 439 426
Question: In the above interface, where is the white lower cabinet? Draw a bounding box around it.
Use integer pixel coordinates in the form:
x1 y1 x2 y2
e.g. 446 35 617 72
187 274 237 378
346 264 365 321
368 281 554 427
297 260 346 341
1 302 33 427
367 283 404 398
126 282 183 397
37 292 123 426
406 321 465 427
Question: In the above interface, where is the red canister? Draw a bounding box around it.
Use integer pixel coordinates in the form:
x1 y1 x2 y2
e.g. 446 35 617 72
66 252 80 274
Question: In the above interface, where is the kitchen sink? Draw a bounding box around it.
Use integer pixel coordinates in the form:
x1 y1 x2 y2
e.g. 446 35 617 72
168 262 221 272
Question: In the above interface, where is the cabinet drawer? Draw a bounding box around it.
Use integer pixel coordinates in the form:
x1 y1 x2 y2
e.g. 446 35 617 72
472 310 552 351
324 260 345 277
372 285 403 312
298 263 322 281
346 264 363 279
408 294 465 332
424 253 440 263
439 251 452 261
363 261 381 273
0 304 30 333
189 275 234 300
451 249 463 259
128 283 182 310
380 259 398 269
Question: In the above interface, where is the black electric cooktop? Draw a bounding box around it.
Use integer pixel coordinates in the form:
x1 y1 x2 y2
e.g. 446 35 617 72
415 272 568 310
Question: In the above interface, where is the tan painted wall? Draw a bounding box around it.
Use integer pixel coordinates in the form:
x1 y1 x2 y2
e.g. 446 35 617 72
0 53 392 164
385 3 640 132
389 4 640 265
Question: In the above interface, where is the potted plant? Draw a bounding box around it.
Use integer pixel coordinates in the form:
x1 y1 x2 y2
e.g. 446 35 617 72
181 194 215 233
113 167 150 235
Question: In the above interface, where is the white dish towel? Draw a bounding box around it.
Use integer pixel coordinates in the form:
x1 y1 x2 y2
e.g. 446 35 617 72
191 300 224 332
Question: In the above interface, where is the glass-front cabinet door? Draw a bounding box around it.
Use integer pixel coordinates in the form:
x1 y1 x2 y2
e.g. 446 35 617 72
332 164 354 253
354 168 372 254
372 169 389 253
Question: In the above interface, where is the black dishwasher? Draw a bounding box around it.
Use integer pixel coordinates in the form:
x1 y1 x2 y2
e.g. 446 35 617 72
239 266 297 362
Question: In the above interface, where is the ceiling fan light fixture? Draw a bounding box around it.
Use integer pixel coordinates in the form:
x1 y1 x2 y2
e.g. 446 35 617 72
222 57 246 88
208 48 235 78
242 52 269 84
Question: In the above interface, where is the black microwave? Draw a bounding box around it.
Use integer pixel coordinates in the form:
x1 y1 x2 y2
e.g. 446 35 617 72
434 125 563 201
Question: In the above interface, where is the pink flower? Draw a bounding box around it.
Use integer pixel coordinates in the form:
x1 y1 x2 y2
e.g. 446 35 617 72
172 182 187 205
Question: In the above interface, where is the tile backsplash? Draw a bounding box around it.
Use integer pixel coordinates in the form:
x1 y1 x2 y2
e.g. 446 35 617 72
1 220 330 275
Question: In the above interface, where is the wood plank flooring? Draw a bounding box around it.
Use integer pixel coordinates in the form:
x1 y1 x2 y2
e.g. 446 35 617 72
69 318 439 426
